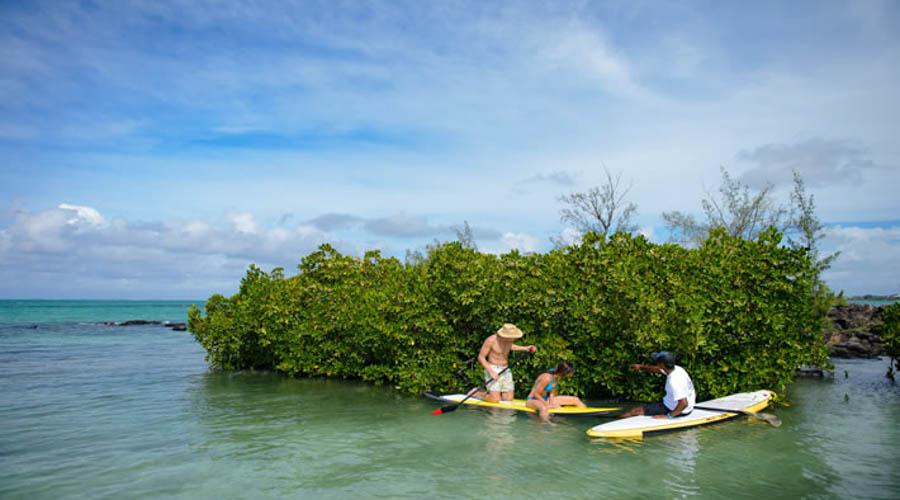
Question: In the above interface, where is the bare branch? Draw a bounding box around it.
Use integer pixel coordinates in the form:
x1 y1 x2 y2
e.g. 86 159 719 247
557 167 639 242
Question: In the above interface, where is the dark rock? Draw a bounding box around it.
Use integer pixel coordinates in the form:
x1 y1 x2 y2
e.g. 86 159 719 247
796 366 827 377
830 346 852 358
854 331 877 341
102 319 171 327
118 320 162 326
825 304 884 359
169 323 187 331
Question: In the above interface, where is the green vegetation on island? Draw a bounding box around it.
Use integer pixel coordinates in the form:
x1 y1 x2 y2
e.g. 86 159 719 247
881 302 900 378
188 228 827 401
188 168 847 400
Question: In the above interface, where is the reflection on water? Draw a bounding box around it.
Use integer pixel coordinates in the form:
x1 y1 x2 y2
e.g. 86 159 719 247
480 409 518 453
663 430 701 497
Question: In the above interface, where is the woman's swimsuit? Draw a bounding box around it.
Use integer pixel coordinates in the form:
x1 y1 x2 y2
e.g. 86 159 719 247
527 371 556 401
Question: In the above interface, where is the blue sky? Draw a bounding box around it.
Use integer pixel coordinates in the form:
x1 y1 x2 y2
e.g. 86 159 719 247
1 0 898 298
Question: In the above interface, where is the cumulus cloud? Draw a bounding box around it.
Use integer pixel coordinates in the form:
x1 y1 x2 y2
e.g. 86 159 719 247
821 225 900 295
554 227 583 247
57 203 106 226
0 203 515 297
482 231 540 255
0 204 334 298
225 211 257 234
737 139 879 188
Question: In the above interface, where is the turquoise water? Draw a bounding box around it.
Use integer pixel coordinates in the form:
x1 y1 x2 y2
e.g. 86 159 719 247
0 300 201 323
848 298 897 307
1 302 898 498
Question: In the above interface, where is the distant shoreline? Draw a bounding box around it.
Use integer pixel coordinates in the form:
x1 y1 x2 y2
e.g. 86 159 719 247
847 294 900 301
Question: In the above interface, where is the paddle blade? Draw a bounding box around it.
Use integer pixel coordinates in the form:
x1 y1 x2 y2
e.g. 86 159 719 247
755 412 782 427
433 405 458 415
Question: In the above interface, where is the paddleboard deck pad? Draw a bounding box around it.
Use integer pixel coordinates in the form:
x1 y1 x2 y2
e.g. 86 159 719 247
424 392 620 416
586 390 775 439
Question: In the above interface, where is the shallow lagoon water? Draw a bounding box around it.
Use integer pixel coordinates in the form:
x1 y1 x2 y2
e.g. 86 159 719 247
1 301 898 498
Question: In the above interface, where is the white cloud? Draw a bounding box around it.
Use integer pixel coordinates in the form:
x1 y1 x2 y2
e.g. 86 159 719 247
482 231 540 255
821 225 900 295
0 202 517 297
225 211 257 234
58 203 106 227
0 204 335 298
1 2 898 296
556 227 583 247
539 24 656 102
638 226 655 242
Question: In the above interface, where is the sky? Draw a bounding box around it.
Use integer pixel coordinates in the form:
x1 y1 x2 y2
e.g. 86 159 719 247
1 0 898 299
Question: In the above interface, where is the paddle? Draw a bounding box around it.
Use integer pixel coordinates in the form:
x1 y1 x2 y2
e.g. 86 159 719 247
692 405 782 427
431 366 510 415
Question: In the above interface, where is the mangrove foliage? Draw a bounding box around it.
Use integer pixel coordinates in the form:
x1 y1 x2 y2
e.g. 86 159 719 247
189 228 828 401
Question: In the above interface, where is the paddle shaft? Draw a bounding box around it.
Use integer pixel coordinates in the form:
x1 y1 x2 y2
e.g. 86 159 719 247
693 405 782 427
439 366 510 413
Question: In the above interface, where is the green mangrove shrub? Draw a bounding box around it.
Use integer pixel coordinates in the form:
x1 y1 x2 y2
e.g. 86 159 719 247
188 228 827 400
881 302 900 379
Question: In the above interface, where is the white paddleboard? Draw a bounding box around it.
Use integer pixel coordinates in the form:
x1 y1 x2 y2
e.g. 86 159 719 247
586 390 774 439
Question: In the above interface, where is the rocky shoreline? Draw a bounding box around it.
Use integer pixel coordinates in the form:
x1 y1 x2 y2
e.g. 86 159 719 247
104 319 187 331
825 304 885 359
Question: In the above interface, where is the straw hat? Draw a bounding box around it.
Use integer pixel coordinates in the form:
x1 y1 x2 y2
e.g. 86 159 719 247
496 323 524 339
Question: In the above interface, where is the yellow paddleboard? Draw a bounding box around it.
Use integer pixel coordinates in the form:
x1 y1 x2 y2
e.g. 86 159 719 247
425 392 620 416
586 390 775 439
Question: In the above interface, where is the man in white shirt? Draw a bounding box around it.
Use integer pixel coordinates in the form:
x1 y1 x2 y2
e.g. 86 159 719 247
620 351 696 419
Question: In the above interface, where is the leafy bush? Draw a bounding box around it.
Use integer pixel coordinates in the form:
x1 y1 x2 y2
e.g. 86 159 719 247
881 302 900 377
188 229 827 400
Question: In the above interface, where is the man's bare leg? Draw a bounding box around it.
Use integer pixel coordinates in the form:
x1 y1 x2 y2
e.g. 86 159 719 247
469 389 502 402
619 406 646 418
483 391 501 403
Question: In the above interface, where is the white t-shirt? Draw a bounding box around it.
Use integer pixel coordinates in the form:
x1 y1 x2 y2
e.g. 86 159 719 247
663 365 696 413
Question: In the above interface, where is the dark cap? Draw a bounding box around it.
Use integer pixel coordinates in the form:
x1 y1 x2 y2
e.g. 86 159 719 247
651 351 676 368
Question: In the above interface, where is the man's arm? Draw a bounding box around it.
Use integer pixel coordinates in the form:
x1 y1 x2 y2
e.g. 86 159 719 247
478 337 497 380
511 343 537 353
630 363 665 375
670 398 688 417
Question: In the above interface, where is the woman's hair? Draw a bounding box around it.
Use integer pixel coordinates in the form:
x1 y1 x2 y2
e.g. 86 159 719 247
554 361 574 376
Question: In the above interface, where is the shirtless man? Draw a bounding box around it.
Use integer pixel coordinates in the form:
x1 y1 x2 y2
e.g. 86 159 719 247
473 323 536 403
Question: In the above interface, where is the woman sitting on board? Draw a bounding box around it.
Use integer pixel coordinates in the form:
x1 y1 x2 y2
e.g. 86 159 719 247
525 361 586 422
